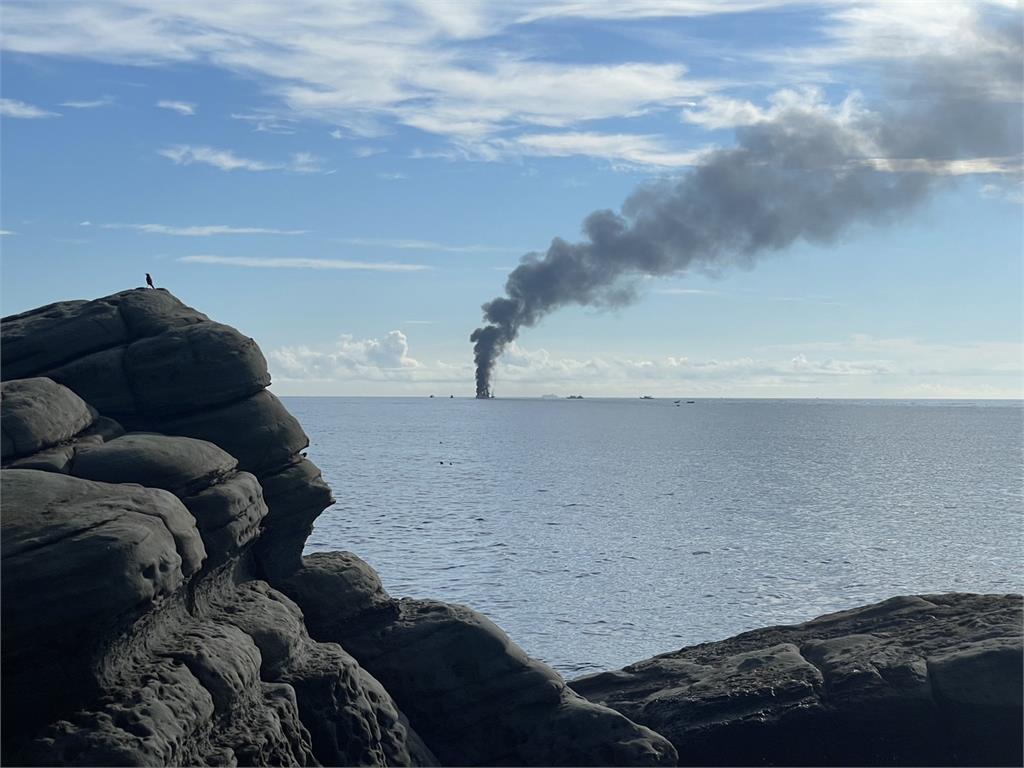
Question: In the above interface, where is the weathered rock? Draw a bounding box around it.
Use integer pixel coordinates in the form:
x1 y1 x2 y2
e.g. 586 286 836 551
8 443 76 473
284 551 395 627
1 470 206 740
46 345 136 418
124 322 270 418
571 593 1024 767
285 551 678 766
155 389 308 475
211 580 437 767
182 472 268 563
1 299 129 380
256 460 335 578
1 378 94 459
71 434 237 496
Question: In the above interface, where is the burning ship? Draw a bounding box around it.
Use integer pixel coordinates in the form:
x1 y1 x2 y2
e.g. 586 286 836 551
476 389 495 399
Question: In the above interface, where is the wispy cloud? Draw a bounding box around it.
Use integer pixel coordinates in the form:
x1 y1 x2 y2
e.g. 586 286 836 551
156 99 196 115
179 255 430 271
0 230 15 236
103 223 308 236
230 111 297 134
60 96 114 109
289 152 326 174
157 144 325 173
1 1 1016 173
158 144 275 171
377 171 408 180
657 287 721 295
0 98 59 119
352 145 385 158
337 237 522 253
0 2 720 154
486 132 712 168
657 286 839 305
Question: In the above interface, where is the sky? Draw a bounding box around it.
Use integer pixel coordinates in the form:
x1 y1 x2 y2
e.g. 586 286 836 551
1 0 1021 398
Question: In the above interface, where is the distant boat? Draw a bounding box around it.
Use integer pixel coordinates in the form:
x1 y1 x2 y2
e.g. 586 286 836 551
673 400 681 404
686 400 695 404
567 394 584 399
429 395 435 398
640 395 654 400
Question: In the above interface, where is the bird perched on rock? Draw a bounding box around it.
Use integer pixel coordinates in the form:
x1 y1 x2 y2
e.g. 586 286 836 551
145 273 155 289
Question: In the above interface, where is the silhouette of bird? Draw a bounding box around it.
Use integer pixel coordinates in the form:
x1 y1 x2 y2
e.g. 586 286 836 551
145 273 155 289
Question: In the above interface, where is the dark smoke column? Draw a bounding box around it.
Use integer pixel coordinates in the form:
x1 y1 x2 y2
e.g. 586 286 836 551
470 15 1021 397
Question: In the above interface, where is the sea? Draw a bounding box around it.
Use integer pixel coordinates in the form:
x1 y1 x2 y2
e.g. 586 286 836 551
286 397 1024 677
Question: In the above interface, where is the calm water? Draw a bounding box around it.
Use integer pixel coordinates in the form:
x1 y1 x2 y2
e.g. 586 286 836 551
286 397 1024 676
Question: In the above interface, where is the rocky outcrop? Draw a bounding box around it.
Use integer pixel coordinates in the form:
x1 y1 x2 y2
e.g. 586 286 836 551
571 593 1024 767
1 289 675 767
283 551 677 766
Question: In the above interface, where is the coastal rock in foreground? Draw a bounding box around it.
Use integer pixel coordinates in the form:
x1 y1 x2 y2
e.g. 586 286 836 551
571 593 1024 767
283 551 678 766
1 289 673 767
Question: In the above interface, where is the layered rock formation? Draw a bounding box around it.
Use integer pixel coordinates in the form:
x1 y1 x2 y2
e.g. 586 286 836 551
572 593 1023 767
1 289 674 766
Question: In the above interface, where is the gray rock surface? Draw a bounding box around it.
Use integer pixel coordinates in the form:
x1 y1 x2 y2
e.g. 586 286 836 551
1 469 206 737
0 292 433 766
571 593 1024 766
71 433 237 495
1 377 94 459
284 550 678 766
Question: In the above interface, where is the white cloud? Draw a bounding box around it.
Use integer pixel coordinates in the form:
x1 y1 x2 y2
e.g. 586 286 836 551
352 145 385 157
337 237 522 254
516 1 819 25
1 1 1015 170
0 1 719 154
0 97 59 118
158 144 276 171
272 331 421 380
230 111 297 133
60 96 114 109
178 254 430 271
657 287 721 295
657 286 840 305
377 171 408 180
289 151 326 173
478 131 712 168
156 99 196 115
0 230 15 236
157 144 324 173
981 181 1024 204
268 333 1022 397
103 223 308 236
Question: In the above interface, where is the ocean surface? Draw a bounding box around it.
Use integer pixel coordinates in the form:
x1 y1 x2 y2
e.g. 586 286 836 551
287 397 1024 677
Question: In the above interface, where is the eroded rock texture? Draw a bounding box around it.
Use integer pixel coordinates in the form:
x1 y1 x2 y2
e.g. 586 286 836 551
1 289 673 767
284 551 678 766
0 292 430 766
571 593 1024 767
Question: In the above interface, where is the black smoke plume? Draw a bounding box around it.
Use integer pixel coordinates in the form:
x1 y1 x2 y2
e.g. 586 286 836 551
471 14 1022 398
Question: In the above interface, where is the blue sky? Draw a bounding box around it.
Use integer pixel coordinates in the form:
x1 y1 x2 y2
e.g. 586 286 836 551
1 1 1021 397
